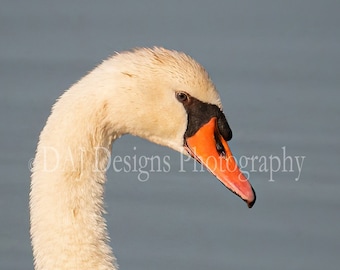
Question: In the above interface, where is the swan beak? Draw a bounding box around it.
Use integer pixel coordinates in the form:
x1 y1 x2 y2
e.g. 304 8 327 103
185 117 256 208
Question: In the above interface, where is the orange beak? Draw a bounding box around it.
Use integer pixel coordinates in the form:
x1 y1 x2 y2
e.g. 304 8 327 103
185 117 256 208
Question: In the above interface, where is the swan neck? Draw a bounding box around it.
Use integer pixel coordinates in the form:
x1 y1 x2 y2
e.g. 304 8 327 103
30 98 118 269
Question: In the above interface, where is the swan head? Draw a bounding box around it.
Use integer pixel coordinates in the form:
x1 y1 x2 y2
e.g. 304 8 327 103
96 47 256 207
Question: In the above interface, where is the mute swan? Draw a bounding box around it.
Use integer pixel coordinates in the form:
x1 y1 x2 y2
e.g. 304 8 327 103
30 47 256 270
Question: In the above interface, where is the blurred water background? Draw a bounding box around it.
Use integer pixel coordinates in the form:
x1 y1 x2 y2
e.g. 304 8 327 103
1 1 339 269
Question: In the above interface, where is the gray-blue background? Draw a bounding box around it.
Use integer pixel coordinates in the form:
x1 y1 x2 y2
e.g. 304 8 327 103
1 1 339 269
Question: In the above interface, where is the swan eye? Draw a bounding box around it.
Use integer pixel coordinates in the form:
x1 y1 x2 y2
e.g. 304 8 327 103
176 92 189 103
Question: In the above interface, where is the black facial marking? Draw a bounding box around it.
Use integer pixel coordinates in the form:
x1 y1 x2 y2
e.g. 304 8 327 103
176 92 233 141
217 111 233 141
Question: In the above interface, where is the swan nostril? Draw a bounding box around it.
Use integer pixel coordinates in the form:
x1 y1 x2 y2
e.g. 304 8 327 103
214 131 226 157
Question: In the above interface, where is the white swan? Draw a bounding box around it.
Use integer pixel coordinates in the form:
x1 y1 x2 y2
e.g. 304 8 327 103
30 47 256 270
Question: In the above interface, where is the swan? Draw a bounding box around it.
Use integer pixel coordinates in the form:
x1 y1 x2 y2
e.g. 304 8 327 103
30 47 256 270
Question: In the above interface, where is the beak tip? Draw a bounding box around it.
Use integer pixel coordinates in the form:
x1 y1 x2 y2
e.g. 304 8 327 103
247 199 255 208
246 187 256 208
